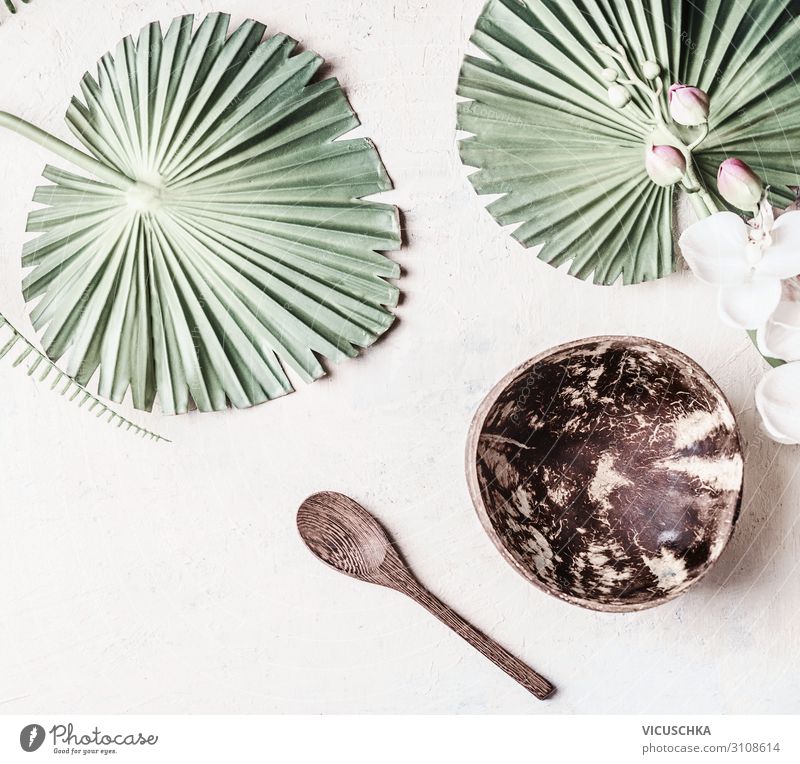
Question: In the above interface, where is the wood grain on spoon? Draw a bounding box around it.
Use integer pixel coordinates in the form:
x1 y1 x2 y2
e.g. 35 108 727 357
297 491 555 700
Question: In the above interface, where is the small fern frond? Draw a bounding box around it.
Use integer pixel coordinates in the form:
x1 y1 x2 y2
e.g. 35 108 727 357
0 313 170 442
3 0 31 14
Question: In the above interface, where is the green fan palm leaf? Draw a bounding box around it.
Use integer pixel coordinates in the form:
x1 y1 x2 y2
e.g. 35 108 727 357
1 13 400 415
458 0 800 284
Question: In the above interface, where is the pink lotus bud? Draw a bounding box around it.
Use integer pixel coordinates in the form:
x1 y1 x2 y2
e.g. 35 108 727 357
717 158 763 211
645 145 686 186
668 84 710 126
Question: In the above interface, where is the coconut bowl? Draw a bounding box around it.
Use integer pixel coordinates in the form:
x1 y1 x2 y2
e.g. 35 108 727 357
467 337 743 612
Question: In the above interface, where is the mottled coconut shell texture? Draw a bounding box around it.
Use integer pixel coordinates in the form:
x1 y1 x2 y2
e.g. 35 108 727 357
467 337 743 612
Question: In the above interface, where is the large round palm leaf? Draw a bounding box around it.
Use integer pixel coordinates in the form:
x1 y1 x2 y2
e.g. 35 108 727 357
457 0 800 285
3 13 400 414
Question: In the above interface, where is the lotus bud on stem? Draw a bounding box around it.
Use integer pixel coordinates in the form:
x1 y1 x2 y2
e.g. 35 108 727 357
718 158 764 214
596 48 781 380
645 145 686 186
668 84 710 126
595 45 716 216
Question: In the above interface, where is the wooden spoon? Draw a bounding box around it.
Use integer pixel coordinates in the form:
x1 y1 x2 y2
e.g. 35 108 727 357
297 491 555 700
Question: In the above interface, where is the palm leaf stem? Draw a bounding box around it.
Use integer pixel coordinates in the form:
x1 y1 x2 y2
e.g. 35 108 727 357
0 114 167 438
0 112 134 190
3 0 31 13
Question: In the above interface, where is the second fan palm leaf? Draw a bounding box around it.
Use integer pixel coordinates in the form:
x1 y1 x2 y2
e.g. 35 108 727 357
458 0 800 284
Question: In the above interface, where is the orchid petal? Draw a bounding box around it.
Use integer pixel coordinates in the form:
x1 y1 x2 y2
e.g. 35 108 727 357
755 362 800 445
756 211 800 279
756 296 800 362
679 212 751 285
717 278 781 329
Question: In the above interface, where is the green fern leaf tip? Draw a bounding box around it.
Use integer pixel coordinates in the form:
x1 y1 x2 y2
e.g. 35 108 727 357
0 313 170 443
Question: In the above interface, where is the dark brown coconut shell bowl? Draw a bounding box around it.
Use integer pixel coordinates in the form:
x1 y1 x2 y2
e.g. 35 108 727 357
467 337 743 613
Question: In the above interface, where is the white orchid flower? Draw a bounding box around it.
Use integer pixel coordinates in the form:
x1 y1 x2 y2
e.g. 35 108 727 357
757 278 800 362
756 362 800 445
679 203 800 329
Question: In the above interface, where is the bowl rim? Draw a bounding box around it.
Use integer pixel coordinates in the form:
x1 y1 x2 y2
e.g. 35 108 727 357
465 335 744 614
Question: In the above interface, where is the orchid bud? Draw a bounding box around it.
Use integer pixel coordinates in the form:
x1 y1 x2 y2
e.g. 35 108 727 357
607 84 631 108
645 145 687 186
668 84 710 126
641 61 660 80
717 158 763 211
601 67 619 82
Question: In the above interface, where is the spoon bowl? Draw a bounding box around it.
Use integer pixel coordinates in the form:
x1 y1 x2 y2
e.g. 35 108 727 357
297 492 392 582
467 336 743 612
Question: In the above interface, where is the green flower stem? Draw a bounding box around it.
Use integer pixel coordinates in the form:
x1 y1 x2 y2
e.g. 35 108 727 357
683 159 719 216
597 43 668 126
620 76 666 126
0 111 135 191
687 123 709 151
685 188 712 219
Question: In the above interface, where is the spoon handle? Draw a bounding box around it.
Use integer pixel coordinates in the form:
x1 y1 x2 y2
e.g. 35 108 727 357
402 578 555 700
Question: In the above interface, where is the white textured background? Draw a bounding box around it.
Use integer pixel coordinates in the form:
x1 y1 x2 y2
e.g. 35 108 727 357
0 0 798 714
